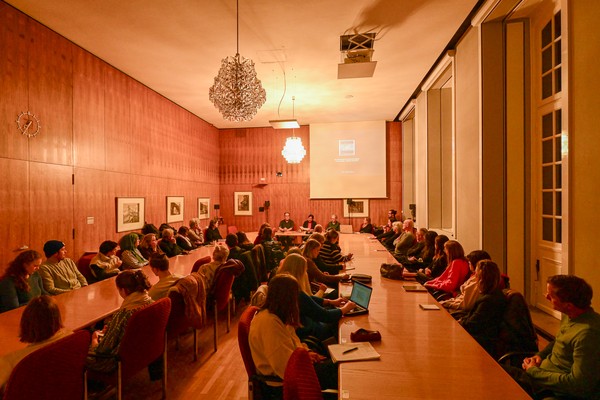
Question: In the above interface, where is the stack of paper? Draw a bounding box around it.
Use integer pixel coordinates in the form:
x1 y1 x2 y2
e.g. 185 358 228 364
327 342 381 363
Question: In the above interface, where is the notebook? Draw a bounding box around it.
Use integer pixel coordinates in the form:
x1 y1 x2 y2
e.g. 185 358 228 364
327 342 381 363
344 280 373 316
402 284 428 292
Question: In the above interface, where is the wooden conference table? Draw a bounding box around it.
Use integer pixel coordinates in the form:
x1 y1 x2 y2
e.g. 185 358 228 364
0 246 215 358
337 234 531 399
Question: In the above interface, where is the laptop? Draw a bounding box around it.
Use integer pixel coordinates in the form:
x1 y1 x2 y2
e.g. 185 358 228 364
340 224 353 234
344 280 373 316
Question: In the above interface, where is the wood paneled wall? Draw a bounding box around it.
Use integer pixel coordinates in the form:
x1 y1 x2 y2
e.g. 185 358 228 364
218 122 403 233
0 2 402 270
0 2 220 270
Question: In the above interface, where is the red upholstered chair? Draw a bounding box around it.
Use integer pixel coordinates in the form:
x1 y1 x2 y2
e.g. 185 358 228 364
2 330 91 400
76 251 98 283
238 305 282 400
87 298 172 400
191 256 212 274
283 348 323 400
208 264 238 351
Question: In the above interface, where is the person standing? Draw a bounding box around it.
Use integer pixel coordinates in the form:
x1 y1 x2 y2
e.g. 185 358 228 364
38 241 87 295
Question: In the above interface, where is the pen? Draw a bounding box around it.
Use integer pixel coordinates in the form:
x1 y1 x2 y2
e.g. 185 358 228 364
343 346 359 354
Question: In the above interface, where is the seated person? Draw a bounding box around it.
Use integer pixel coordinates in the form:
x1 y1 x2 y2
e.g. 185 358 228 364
236 231 254 251
0 295 70 388
88 270 153 373
300 214 317 234
382 222 402 251
506 275 600 399
261 227 285 276
313 224 324 234
249 274 338 398
423 240 469 297
302 239 348 288
38 241 88 295
187 219 204 246
406 230 437 269
176 227 196 251
393 219 416 264
320 230 353 270
205 220 222 243
278 212 295 249
415 234 449 284
405 227 427 260
89 240 122 281
138 233 164 261
440 250 491 317
359 217 374 234
254 223 270 245
198 244 229 290
374 209 398 237
147 254 183 300
158 229 186 258
225 233 244 260
325 214 340 232
459 260 507 355
119 233 149 270
278 254 355 341
0 250 46 313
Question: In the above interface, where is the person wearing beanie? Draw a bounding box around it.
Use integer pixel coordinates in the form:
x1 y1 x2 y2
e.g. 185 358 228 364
38 241 87 295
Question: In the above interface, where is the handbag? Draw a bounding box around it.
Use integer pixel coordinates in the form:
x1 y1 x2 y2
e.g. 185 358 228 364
380 263 404 280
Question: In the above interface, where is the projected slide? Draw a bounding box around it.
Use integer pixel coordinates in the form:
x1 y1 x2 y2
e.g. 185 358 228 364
310 121 387 199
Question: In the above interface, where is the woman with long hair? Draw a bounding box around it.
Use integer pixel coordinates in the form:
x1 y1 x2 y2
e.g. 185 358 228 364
320 230 353 268
459 260 507 355
0 295 69 388
138 233 164 261
119 233 148 270
205 219 222 243
88 270 153 373
249 274 337 399
415 234 448 284
278 254 355 341
424 240 470 297
302 239 348 287
0 250 47 313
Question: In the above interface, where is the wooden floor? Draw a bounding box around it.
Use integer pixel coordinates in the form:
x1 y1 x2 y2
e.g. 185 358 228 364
117 302 250 400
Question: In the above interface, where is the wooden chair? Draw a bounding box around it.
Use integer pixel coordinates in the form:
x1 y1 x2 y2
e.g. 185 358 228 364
191 256 212 274
76 251 98 284
283 348 323 400
87 298 172 400
3 330 91 400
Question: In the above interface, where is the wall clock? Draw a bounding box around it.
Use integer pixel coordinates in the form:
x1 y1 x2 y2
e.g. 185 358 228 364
16 111 41 138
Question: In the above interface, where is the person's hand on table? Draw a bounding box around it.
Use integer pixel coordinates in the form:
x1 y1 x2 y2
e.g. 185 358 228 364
327 297 346 307
341 301 357 315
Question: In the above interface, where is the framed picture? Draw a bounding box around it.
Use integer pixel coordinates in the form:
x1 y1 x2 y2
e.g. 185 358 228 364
343 199 369 218
197 197 210 219
166 196 184 223
234 191 253 216
116 197 145 233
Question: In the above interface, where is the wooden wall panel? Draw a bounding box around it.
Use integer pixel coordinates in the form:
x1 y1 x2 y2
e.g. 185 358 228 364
73 48 106 169
129 80 150 171
219 122 402 232
27 18 73 166
104 171 133 238
130 175 169 229
0 3 29 160
0 158 29 274
73 168 108 256
105 68 131 173
29 162 73 257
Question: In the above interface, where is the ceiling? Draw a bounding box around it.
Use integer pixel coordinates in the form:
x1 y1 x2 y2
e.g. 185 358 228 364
5 0 479 129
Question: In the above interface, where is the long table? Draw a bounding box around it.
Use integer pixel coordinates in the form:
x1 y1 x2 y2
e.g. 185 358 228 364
0 246 215 358
337 234 531 399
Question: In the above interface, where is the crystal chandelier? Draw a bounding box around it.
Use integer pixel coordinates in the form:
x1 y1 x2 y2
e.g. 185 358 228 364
281 97 306 164
209 0 266 122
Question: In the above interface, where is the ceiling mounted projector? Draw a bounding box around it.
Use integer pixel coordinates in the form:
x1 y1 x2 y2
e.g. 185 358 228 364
338 32 377 79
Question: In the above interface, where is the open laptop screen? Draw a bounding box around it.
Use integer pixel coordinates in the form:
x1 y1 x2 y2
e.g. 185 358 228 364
350 280 372 309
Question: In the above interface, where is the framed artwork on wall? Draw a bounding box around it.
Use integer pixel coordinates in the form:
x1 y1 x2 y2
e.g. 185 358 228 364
234 192 252 216
116 197 145 233
343 199 369 218
166 196 184 223
197 198 210 219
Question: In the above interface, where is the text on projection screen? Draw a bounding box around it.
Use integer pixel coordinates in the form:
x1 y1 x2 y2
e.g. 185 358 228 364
309 121 387 199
